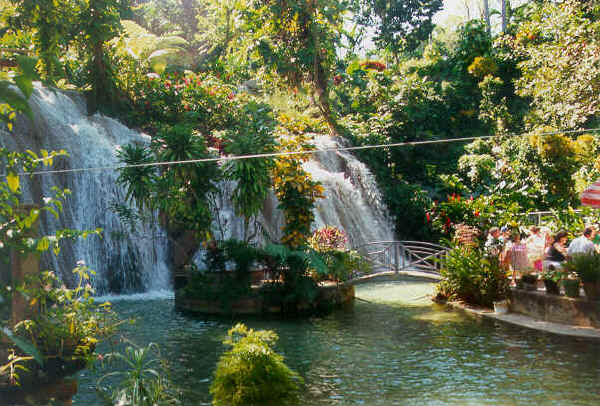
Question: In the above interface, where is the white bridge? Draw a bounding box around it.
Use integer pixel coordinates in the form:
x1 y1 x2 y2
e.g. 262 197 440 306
351 241 449 282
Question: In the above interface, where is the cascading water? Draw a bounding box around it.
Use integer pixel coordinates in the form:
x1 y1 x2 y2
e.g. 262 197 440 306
5 84 395 292
3 84 170 294
200 134 395 250
305 135 395 247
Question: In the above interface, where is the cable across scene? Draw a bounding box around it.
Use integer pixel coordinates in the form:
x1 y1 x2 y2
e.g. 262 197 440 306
1 127 599 179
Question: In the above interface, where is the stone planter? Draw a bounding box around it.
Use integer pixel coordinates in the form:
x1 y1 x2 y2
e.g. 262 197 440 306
582 281 600 301
563 279 580 298
521 275 538 291
543 279 560 295
493 300 509 314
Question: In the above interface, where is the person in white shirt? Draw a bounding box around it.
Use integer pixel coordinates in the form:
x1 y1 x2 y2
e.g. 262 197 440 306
567 227 596 257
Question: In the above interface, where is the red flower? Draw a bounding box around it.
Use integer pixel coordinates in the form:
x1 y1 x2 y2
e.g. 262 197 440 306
426 213 431 222
474 210 480 217
228 92 235 100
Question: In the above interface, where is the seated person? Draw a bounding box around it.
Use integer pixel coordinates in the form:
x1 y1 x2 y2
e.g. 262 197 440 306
543 230 568 270
567 227 596 257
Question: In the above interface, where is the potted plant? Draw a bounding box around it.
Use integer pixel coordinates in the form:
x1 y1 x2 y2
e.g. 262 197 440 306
562 278 580 298
541 268 563 295
520 273 538 291
564 254 600 301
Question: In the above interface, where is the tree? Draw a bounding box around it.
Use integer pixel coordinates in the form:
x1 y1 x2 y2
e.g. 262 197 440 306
223 101 277 242
77 0 130 113
244 0 346 136
354 0 443 57
10 0 82 81
512 0 600 130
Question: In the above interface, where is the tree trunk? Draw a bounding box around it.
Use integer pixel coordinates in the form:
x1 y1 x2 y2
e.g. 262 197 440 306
483 0 491 34
501 0 508 33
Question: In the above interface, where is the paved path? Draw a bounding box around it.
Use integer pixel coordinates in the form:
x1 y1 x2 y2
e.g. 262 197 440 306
448 301 600 339
349 270 441 285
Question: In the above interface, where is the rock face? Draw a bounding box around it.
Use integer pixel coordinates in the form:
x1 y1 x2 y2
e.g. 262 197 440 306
8 85 395 293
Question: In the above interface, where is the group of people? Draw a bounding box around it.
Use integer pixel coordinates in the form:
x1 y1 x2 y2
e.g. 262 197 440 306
484 225 599 281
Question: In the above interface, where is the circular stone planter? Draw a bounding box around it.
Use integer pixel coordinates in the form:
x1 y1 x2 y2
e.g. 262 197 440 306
176 282 355 316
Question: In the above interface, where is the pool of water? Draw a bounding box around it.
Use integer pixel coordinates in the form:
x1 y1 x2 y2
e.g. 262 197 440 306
74 280 600 405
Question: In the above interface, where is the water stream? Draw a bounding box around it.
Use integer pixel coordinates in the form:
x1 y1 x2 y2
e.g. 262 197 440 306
75 280 600 405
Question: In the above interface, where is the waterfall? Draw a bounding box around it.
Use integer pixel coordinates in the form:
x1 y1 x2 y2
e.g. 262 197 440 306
3 84 170 294
305 135 395 248
5 85 395 292
201 134 395 250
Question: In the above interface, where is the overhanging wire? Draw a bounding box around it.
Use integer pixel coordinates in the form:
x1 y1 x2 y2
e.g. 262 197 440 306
1 127 599 178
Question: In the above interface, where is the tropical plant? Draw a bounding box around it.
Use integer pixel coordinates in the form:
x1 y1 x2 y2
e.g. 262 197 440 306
564 253 600 284
210 323 302 406
97 342 179 406
353 0 443 57
307 226 370 281
0 55 38 130
2 264 117 387
437 245 508 308
272 132 324 248
244 0 347 135
223 101 277 241
13 264 117 362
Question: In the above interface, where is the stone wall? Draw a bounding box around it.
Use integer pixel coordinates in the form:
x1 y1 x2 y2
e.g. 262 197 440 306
508 289 600 328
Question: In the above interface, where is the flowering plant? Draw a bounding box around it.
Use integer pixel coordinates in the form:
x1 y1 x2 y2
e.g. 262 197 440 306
308 226 348 251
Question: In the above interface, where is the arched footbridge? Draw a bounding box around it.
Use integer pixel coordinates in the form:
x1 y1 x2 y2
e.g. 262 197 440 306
349 241 449 284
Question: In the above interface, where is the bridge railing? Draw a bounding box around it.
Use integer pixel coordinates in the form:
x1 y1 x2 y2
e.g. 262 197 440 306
356 240 448 276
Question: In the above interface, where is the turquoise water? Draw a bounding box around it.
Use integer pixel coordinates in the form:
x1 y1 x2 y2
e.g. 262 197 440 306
74 280 600 405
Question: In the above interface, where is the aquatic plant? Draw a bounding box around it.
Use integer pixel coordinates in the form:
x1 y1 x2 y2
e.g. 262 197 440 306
210 323 302 406
96 342 179 405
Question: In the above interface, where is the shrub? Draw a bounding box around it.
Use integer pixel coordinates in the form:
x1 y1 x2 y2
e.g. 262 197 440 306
564 254 600 283
307 226 369 281
437 246 508 308
96 343 179 406
210 323 302 406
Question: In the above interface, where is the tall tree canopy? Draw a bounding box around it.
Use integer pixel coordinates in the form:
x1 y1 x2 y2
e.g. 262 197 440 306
355 0 443 57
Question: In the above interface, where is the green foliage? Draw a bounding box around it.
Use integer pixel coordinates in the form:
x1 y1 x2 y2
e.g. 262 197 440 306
13 264 116 362
224 101 277 240
210 323 302 406
438 245 509 308
181 240 257 305
11 0 129 111
307 226 370 281
564 253 600 284
272 132 324 248
512 0 600 129
3 265 117 387
0 55 38 130
244 0 346 134
353 0 443 56
97 342 179 405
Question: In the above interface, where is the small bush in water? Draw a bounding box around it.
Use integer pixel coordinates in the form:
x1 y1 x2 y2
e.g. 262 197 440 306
210 323 302 406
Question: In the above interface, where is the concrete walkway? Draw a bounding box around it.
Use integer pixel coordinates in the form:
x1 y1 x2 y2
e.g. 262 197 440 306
448 301 600 339
350 270 441 285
